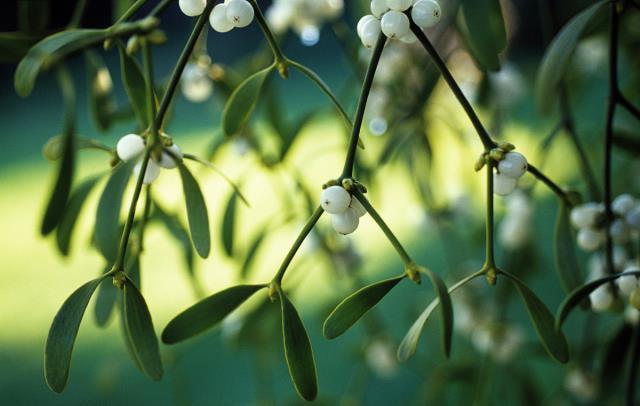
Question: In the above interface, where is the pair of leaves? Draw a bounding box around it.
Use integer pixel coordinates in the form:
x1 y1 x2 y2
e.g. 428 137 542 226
534 0 608 113
553 202 583 293
178 163 211 259
458 0 507 71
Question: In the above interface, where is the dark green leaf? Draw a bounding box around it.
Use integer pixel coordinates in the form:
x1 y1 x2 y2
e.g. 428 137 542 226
419 267 454 357
177 163 210 259
162 285 265 344
279 290 318 401
41 133 74 236
119 292 144 372
323 276 404 339
95 162 133 262
534 0 607 112
123 278 163 380
0 32 40 62
221 190 238 257
240 227 267 278
553 202 583 293
45 275 106 393
182 154 249 207
499 270 569 363
94 272 117 327
56 174 102 256
85 51 116 131
222 65 274 137
117 43 149 128
459 0 507 71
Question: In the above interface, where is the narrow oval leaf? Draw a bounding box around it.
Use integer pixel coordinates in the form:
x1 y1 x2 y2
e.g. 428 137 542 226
459 0 507 71
117 43 149 128
554 202 583 293
162 284 265 344
94 275 117 327
280 290 318 401
222 65 274 137
177 163 210 258
56 174 102 256
123 279 163 380
556 270 640 329
240 227 267 278
323 276 404 339
95 161 133 262
419 267 454 357
499 270 569 363
45 275 106 393
41 133 74 236
221 190 238 257
534 0 607 112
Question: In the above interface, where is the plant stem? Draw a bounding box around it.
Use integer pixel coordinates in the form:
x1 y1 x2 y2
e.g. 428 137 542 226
526 164 572 205
67 0 88 28
155 0 216 129
627 324 640 406
115 0 148 24
619 94 640 121
484 162 495 267
150 0 177 17
410 23 495 150
352 190 413 266
341 34 386 179
272 206 324 284
137 185 152 252
249 0 288 77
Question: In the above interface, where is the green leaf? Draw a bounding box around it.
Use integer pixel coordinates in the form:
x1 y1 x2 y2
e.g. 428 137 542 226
499 270 569 363
556 270 640 329
534 0 607 113
85 51 116 132
323 276 404 339
240 227 267 278
459 0 507 71
45 275 106 393
553 202 583 293
56 174 102 256
221 190 238 257
162 284 265 344
123 278 163 380
222 65 274 137
418 267 454 357
94 272 117 327
182 154 249 206
152 203 194 275
95 162 133 262
117 42 149 129
41 133 74 236
279 290 318 401
177 163 211 259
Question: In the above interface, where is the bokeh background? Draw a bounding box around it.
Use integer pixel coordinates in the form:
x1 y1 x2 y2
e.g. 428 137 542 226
1 0 640 404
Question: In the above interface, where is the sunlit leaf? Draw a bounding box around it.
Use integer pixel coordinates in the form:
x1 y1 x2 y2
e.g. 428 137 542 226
459 0 507 71
499 270 569 363
45 275 106 393
56 174 102 256
177 162 210 258
222 65 274 137
221 190 238 257
323 276 404 339
279 290 318 401
41 133 74 236
534 0 607 112
117 42 149 128
553 202 583 293
123 278 163 380
162 285 265 344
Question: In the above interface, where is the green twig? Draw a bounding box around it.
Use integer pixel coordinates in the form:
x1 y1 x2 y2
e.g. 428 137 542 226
249 0 288 77
484 162 495 268
526 164 571 205
150 0 178 17
115 0 148 25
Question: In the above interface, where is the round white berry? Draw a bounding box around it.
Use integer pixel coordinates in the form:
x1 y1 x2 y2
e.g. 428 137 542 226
493 172 517 196
159 143 183 169
332 208 360 235
589 284 613 312
577 228 604 251
380 10 410 39
411 0 441 28
370 0 389 18
210 4 234 32
399 31 417 43
320 186 351 214
612 194 636 216
133 159 161 185
387 0 412 11
181 63 212 103
350 196 368 217
226 0 254 28
359 17 381 48
610 219 630 244
625 205 640 230
179 0 207 17
570 202 601 229
616 271 639 296
498 151 527 179
116 134 145 162
357 15 377 38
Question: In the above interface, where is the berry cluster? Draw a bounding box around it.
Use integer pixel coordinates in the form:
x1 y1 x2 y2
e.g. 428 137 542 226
570 194 640 252
476 144 528 197
357 0 441 48
266 0 343 46
178 0 255 33
320 185 367 235
116 134 183 184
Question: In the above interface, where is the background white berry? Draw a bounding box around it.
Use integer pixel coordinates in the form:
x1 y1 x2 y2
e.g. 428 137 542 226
380 10 409 39
133 159 161 185
370 0 389 18
577 228 604 251
498 151 527 178
612 194 636 215
179 0 207 17
210 4 234 32
116 134 145 162
387 0 412 11
320 186 351 214
411 0 441 29
181 63 213 103
610 219 630 244
493 172 517 196
332 208 360 235
570 203 601 229
589 285 613 312
226 0 254 28
350 196 368 217
359 17 381 48
159 143 183 169
616 271 639 296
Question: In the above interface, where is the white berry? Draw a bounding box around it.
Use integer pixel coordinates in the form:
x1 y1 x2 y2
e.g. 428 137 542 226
370 0 389 18
626 205 640 229
493 172 517 196
577 228 604 251
610 219 630 244
179 0 206 16
380 10 409 39
411 0 441 28
320 186 351 214
350 196 368 217
133 159 161 185
589 285 613 312
210 4 234 32
617 271 639 296
332 208 360 235
612 194 636 215
226 0 254 28
159 143 183 169
116 134 145 162
570 202 601 229
181 63 212 103
498 151 527 179
387 0 412 11
359 17 381 48
357 14 377 38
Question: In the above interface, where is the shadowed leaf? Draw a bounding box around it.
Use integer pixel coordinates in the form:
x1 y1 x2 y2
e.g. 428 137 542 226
459 0 506 71
41 132 74 236
56 174 102 255
118 42 149 128
177 162 210 258
554 202 583 293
